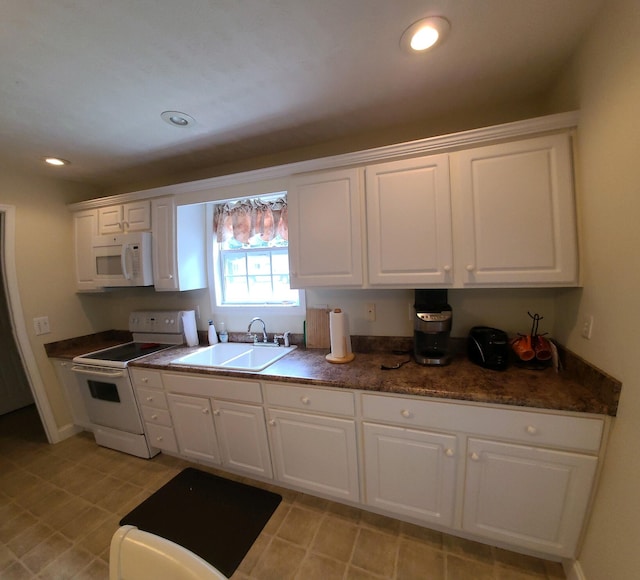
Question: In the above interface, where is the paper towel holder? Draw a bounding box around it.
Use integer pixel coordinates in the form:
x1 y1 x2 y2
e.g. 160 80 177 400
325 308 356 364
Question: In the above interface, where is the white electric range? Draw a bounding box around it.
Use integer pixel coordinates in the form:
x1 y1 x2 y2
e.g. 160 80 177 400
72 310 194 458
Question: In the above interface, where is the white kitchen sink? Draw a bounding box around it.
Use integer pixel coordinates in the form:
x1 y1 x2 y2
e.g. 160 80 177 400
170 342 297 371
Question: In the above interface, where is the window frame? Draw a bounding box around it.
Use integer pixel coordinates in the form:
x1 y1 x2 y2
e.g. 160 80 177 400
207 201 306 317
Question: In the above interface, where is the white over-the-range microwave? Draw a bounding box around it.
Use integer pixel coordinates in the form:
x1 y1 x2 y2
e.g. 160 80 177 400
92 232 154 287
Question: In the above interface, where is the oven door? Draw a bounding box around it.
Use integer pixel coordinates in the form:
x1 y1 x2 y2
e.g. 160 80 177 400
72 364 144 434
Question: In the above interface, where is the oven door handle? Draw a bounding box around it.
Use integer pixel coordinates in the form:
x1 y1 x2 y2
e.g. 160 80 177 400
71 365 126 378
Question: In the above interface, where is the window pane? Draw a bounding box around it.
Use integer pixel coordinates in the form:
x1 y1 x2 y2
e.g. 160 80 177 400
271 251 289 275
218 245 299 306
224 276 250 303
247 252 272 275
224 253 247 276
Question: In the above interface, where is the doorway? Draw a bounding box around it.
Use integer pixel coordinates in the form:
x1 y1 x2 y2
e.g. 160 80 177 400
0 212 35 414
0 205 56 442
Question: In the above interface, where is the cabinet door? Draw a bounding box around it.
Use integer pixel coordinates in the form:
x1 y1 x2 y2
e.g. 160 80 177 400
151 196 177 290
73 209 102 291
53 359 91 429
365 155 453 285
123 201 151 231
363 422 457 527
288 168 363 287
213 400 273 479
463 438 597 557
453 133 578 286
268 408 359 501
167 393 220 464
97 205 124 234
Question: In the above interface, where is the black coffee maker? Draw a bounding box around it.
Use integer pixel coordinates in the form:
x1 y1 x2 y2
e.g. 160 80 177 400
413 289 453 366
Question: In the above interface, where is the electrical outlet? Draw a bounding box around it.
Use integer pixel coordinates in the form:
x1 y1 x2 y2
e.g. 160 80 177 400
33 316 50 335
366 303 376 321
581 314 594 340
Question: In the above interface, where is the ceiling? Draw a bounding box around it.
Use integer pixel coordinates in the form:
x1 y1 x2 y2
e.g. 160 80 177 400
1 0 604 191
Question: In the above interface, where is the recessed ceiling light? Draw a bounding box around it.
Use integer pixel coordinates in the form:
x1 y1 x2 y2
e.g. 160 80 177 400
400 16 450 53
44 157 70 166
161 110 196 128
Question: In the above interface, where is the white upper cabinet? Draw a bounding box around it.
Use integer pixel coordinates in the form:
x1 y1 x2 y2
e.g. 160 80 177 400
98 200 150 234
288 168 364 287
73 209 102 292
451 133 578 286
287 132 579 289
365 154 453 286
152 197 207 292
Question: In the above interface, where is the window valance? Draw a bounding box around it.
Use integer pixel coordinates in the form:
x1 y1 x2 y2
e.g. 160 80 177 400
213 196 288 248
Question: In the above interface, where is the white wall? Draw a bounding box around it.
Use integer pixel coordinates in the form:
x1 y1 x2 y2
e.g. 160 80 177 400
549 0 640 576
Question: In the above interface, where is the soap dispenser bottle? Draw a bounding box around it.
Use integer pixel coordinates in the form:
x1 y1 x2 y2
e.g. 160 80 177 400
218 322 228 343
208 320 218 345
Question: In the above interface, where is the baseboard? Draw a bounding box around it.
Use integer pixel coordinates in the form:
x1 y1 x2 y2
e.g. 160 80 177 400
56 422 83 442
563 559 586 580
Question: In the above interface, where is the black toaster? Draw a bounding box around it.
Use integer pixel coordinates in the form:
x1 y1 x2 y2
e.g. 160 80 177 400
467 326 509 370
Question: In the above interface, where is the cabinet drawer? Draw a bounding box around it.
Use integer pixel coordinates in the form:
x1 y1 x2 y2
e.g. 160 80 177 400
130 368 163 390
136 387 168 410
141 406 172 427
146 423 178 453
265 382 355 416
362 394 604 452
163 372 262 404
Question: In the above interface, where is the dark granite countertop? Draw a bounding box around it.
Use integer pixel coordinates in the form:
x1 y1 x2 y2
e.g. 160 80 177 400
47 333 620 416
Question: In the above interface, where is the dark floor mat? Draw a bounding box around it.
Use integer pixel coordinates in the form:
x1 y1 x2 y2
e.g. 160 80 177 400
120 467 282 578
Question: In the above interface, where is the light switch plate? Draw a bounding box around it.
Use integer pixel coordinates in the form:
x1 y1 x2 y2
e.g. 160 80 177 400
33 316 50 335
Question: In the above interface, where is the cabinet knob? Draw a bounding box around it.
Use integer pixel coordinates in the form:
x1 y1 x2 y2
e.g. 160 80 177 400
146 396 153 402
202 408 210 414
470 452 480 461
526 425 538 435
445 448 454 457
168 274 174 279
400 409 411 418
301 396 311 405
151 414 158 420
142 377 149 383
213 409 220 416
443 265 451 272
269 419 276 426
466 264 475 272
156 436 163 442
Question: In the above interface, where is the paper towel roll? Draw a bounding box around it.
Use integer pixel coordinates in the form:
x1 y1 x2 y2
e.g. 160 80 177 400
181 311 199 347
326 308 355 363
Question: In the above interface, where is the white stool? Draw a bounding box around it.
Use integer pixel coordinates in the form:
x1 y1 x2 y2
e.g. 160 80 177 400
109 525 228 580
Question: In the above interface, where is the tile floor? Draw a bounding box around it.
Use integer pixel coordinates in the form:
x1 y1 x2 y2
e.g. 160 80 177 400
0 405 566 579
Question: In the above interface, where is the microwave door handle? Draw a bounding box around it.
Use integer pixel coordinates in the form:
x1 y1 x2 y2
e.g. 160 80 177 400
121 244 132 280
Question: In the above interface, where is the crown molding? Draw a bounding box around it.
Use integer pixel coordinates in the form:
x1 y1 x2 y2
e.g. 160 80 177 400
69 111 579 211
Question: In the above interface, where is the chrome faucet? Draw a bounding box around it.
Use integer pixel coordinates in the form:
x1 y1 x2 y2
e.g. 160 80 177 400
247 317 268 344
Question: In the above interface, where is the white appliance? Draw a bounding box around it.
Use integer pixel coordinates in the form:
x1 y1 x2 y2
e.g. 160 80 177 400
92 231 153 287
72 310 194 458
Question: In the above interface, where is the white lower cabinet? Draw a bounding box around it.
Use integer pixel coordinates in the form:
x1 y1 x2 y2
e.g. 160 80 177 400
162 372 272 478
130 368 177 453
167 393 221 464
151 369 605 559
361 392 604 558
265 382 359 502
362 422 457 527
214 400 272 479
53 359 92 429
462 438 598 556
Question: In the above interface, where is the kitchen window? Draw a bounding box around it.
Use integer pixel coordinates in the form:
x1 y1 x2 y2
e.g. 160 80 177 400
210 194 303 311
